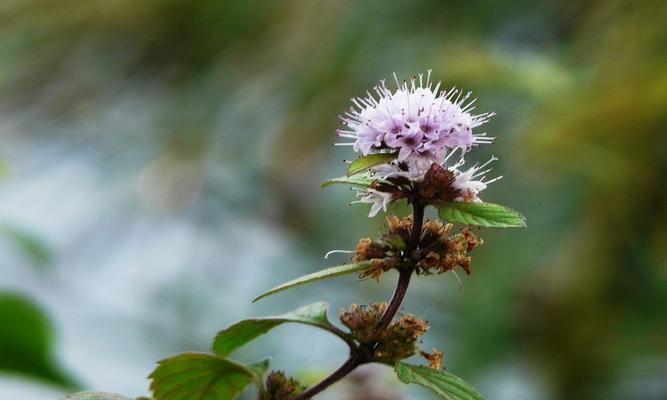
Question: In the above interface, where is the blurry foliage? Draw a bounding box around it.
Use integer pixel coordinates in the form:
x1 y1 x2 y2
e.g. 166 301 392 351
516 0 667 398
0 223 52 267
0 292 76 388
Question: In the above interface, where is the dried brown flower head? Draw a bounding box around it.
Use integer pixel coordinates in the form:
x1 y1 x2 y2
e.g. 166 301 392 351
409 226 483 276
339 304 429 365
264 371 305 400
417 164 461 202
374 314 429 364
359 257 399 281
339 303 388 344
420 219 453 247
386 215 413 241
353 238 386 262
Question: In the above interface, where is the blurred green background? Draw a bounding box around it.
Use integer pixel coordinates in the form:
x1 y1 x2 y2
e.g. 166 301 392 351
0 0 665 399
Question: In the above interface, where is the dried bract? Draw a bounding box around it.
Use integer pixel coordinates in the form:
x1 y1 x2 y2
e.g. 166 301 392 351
419 348 444 370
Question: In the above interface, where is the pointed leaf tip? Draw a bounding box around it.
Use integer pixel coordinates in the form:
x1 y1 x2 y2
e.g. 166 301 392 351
213 302 345 357
253 261 372 302
321 173 376 188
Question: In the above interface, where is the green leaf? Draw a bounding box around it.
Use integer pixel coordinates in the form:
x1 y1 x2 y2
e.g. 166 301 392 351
253 261 372 302
346 152 398 176
321 173 376 188
149 353 259 400
0 292 76 387
437 202 526 228
395 362 484 400
245 358 271 377
63 392 133 400
213 302 342 357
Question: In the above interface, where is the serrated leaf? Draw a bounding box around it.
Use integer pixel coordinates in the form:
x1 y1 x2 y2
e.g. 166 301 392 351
395 362 484 400
213 302 343 356
321 173 376 188
437 202 526 228
346 152 398 176
253 261 372 302
63 392 133 400
149 353 259 400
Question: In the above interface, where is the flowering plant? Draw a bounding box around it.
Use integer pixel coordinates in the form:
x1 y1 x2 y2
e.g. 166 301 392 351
67 72 525 400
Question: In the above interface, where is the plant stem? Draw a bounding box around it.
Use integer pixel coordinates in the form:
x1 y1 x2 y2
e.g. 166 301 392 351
376 269 412 330
293 200 425 399
407 200 425 250
292 355 361 400
376 200 423 330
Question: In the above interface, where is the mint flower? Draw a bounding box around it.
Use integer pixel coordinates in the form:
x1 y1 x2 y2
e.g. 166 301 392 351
452 157 502 203
350 155 501 216
336 71 494 167
353 188 395 217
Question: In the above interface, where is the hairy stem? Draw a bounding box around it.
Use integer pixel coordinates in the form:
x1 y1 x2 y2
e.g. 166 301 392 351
293 201 425 399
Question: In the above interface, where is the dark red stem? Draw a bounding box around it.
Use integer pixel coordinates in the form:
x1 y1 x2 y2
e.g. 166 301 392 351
293 201 425 399
292 354 362 400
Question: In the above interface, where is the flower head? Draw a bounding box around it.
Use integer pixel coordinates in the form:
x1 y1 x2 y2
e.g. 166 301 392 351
337 71 494 167
338 72 501 217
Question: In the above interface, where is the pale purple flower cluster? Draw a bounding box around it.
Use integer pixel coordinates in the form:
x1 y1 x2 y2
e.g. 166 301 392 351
339 71 502 217
337 71 494 170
